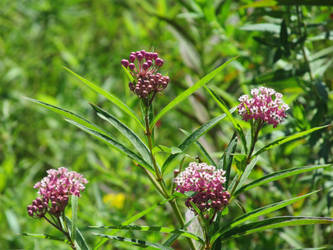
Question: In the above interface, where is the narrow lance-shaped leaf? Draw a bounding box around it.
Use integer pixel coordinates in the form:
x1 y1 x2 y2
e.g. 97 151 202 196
25 97 106 135
65 216 90 250
162 112 231 174
211 191 318 244
89 225 204 243
150 56 238 129
90 104 152 165
122 65 134 82
218 134 238 189
204 87 247 154
93 233 172 250
253 125 330 157
22 233 64 242
64 67 145 130
66 120 154 173
71 195 78 243
92 195 178 249
163 216 197 247
235 164 333 196
220 216 333 240
235 156 258 193
179 128 217 167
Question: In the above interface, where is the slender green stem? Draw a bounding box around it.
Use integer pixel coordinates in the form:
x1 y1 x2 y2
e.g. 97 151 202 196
143 104 196 250
43 215 76 249
231 120 263 197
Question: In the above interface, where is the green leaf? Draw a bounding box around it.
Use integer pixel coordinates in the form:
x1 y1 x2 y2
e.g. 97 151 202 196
25 97 106 135
71 195 78 243
253 125 330 157
194 139 216 166
89 225 203 243
235 156 258 193
93 196 177 249
218 134 238 189
163 217 197 247
212 191 318 244
150 56 238 129
93 233 172 250
90 104 152 165
220 216 333 240
66 120 154 173
204 87 247 154
121 65 134 82
162 112 229 174
64 67 145 130
235 164 333 196
22 233 64 242
65 217 90 250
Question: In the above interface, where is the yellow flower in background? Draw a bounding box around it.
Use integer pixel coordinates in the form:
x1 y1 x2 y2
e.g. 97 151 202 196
103 193 126 209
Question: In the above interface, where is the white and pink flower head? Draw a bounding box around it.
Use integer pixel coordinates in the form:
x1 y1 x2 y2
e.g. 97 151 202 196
27 167 88 218
174 162 230 213
238 87 289 128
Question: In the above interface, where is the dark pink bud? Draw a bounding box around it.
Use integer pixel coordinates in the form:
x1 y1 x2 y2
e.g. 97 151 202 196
142 62 149 70
140 50 146 56
121 59 129 67
129 63 135 70
129 54 136 62
152 52 158 59
147 60 152 67
156 58 164 66
137 53 144 61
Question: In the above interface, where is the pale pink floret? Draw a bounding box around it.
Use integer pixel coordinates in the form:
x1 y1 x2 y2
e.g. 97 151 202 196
174 162 230 213
28 167 88 217
237 87 289 127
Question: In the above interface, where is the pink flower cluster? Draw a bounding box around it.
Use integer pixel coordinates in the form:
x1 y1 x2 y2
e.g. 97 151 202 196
174 162 230 213
121 50 170 99
238 87 289 127
27 167 88 218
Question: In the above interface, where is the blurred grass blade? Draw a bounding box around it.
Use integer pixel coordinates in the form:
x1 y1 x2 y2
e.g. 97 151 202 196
22 233 64 242
150 56 238 129
64 67 145 130
93 233 172 250
162 112 231 174
25 97 106 135
90 225 203 242
220 216 333 240
71 195 78 243
235 164 333 196
212 191 318 244
65 216 89 250
204 87 247 154
253 125 330 157
66 120 154 173
90 104 152 165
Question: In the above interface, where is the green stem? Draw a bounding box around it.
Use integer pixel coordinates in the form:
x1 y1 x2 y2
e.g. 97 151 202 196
143 105 196 250
43 215 76 250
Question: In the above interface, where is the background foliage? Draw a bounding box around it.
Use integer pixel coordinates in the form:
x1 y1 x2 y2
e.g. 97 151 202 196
1 0 332 249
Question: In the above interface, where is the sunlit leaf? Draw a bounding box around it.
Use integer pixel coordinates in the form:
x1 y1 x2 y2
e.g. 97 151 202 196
150 57 238 129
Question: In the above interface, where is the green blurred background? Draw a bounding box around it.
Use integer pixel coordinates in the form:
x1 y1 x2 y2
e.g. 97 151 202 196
1 0 333 249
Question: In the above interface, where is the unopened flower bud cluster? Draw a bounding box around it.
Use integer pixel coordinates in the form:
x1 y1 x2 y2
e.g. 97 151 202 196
174 162 230 213
238 87 289 127
27 167 88 218
121 50 169 99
